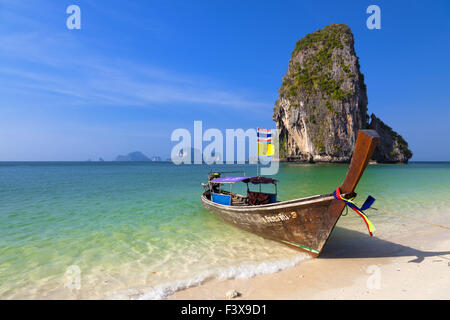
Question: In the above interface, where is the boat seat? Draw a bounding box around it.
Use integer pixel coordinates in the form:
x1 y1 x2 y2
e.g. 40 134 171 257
247 191 271 205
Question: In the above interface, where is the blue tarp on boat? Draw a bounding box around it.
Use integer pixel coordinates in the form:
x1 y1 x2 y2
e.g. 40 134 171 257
211 193 231 205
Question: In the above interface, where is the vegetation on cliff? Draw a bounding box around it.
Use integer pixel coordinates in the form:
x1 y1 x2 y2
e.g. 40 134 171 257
279 24 358 105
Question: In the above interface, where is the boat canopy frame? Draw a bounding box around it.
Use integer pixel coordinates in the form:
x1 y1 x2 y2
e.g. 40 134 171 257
208 174 278 206
211 176 277 185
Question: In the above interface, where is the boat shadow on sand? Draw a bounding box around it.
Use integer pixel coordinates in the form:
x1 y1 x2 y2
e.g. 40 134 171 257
320 226 450 263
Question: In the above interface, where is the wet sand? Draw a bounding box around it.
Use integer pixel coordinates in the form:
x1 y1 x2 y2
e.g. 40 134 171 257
169 219 450 300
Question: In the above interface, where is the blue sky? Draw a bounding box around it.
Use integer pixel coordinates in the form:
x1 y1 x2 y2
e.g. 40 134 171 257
0 0 449 161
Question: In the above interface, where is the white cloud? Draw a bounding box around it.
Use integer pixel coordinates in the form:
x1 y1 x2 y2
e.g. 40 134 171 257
0 2 270 111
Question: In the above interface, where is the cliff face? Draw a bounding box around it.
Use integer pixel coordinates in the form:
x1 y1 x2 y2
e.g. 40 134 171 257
273 23 412 163
368 114 412 163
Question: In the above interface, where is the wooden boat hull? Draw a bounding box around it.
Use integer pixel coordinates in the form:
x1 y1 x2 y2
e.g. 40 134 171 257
201 130 380 257
201 193 344 256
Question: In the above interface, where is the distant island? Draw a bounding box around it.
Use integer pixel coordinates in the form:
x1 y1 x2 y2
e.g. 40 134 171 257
115 151 162 162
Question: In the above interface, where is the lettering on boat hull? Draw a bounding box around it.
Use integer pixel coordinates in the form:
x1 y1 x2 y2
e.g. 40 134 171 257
260 211 297 224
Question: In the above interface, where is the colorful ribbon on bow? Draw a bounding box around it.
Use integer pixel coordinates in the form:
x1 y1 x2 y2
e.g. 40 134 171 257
333 188 376 236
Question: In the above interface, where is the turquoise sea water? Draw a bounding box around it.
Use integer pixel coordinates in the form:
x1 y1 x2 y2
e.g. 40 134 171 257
0 162 449 299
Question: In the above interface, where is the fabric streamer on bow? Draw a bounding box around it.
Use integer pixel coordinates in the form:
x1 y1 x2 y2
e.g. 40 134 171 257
333 187 376 236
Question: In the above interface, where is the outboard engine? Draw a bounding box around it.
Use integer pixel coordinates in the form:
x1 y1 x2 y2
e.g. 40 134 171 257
208 171 220 182
207 171 221 193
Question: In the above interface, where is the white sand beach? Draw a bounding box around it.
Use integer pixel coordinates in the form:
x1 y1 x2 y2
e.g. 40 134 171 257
169 217 450 300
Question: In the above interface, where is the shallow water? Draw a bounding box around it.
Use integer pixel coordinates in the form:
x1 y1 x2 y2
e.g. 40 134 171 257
0 162 449 299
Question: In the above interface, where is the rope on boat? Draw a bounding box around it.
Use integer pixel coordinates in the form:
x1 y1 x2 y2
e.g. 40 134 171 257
342 206 349 216
373 208 450 231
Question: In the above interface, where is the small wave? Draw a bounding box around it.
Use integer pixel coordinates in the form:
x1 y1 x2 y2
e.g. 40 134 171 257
107 254 310 300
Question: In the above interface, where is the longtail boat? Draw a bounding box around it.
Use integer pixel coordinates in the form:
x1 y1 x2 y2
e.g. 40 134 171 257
201 130 379 257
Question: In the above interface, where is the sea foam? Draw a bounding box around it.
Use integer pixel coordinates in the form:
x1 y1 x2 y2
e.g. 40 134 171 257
108 254 309 300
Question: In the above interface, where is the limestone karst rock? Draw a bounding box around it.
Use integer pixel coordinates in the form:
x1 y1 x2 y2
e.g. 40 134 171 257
273 23 412 163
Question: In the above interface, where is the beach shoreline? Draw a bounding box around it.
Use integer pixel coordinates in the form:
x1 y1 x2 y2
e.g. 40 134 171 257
168 220 450 300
